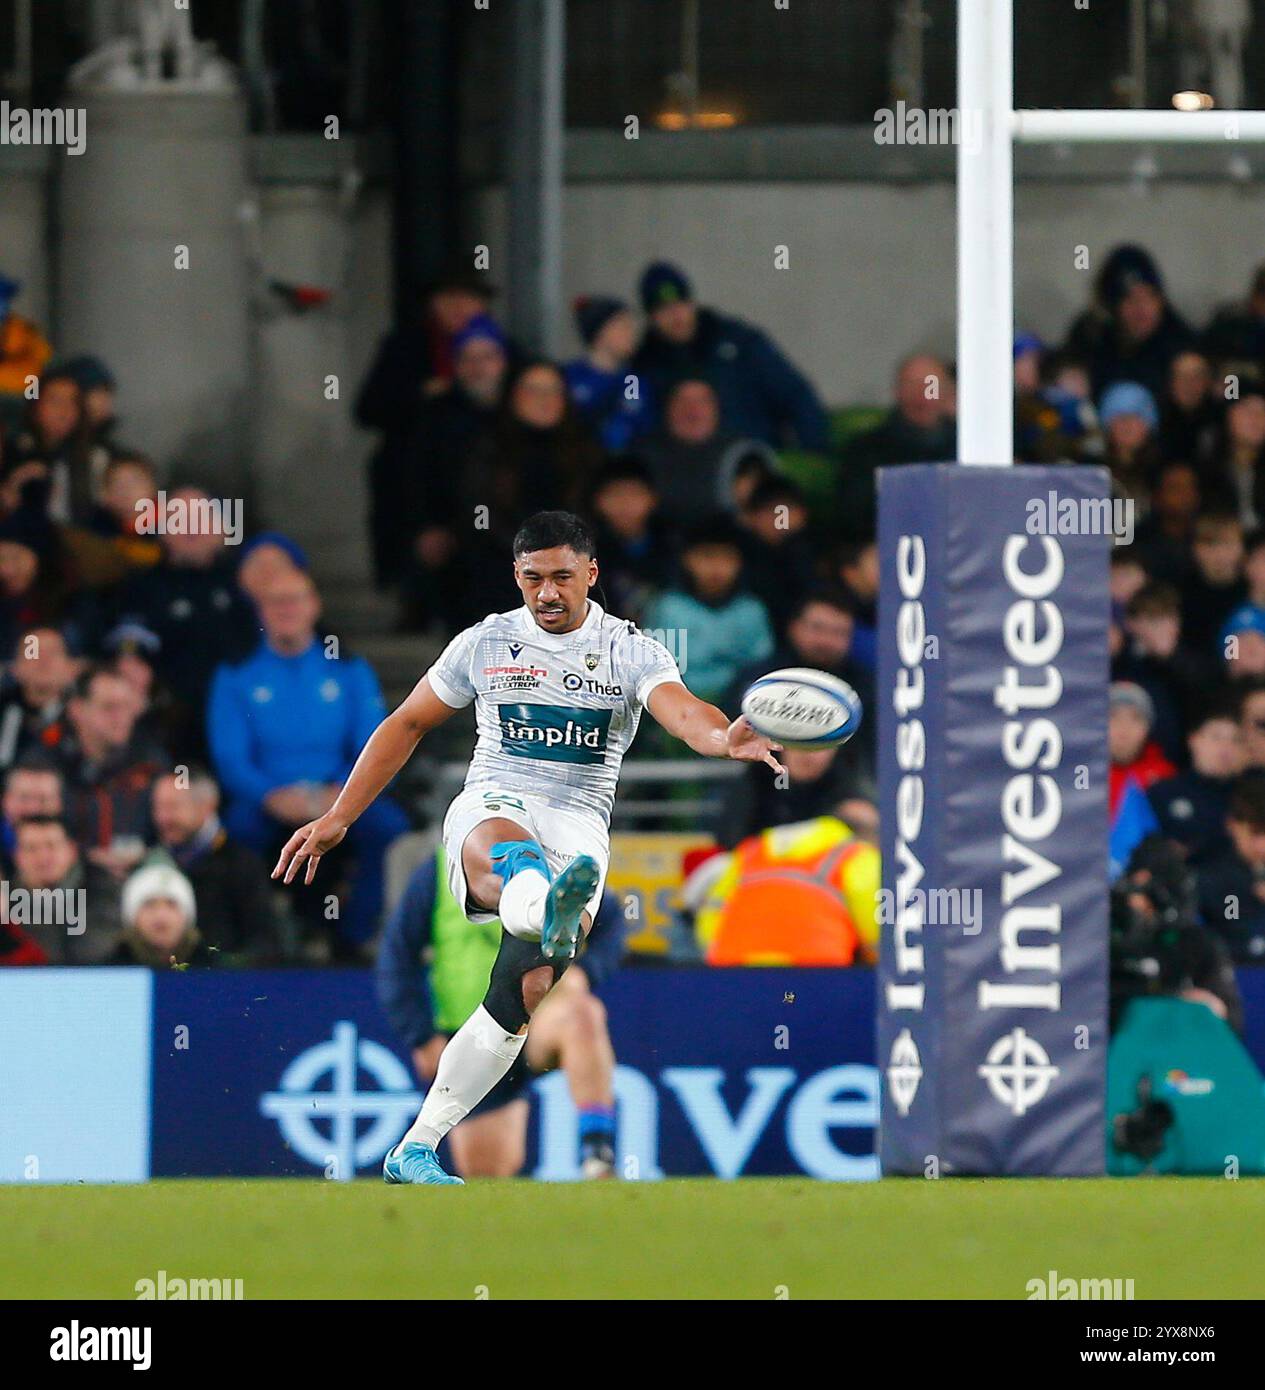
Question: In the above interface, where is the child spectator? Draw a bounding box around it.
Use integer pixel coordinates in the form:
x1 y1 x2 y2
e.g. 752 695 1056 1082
736 474 817 635
834 539 879 673
1098 380 1161 516
643 518 773 705
1183 512 1246 656
1150 704 1244 865
589 459 676 625
565 296 653 453
1118 581 1214 759
1109 681 1177 815
112 859 212 969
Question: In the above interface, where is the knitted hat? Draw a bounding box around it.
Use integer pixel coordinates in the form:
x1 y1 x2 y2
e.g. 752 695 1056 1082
1099 380 1159 431
122 861 197 928
574 295 627 346
639 261 692 312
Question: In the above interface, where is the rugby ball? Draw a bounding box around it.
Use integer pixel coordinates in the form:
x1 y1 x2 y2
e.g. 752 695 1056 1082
740 667 862 750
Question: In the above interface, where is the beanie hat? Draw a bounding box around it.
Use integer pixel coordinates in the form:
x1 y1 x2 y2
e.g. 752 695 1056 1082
451 313 507 358
1101 245 1163 308
639 261 692 312
1110 680 1155 726
574 295 627 346
122 861 197 929
1099 380 1159 432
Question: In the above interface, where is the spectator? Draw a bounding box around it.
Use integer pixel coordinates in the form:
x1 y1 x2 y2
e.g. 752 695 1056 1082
1182 512 1246 656
7 813 121 964
1150 704 1244 865
207 570 407 948
1098 380 1162 516
1203 262 1265 375
0 275 52 408
1066 244 1194 399
398 315 509 631
62 355 119 452
0 506 71 656
736 474 818 636
111 858 212 968
113 484 258 755
7 366 104 522
236 531 307 608
356 267 502 585
1221 604 1265 681
1158 350 1221 468
631 260 828 450
638 377 779 529
643 518 773 705
1196 772 1265 964
1133 460 1201 585
0 753 64 871
1201 383 1265 529
1117 581 1215 757
717 744 874 849
838 353 956 537
0 625 77 769
588 459 677 625
564 296 654 453
88 454 163 568
1110 545 1150 610
833 539 879 673
1109 681 1177 817
1014 332 1081 463
149 769 279 963
58 665 164 874
461 360 605 621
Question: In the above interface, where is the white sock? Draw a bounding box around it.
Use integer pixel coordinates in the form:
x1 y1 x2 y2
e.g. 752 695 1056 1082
498 867 550 941
399 1006 527 1151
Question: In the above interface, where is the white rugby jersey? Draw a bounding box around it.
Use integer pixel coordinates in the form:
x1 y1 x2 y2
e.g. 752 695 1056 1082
426 601 683 823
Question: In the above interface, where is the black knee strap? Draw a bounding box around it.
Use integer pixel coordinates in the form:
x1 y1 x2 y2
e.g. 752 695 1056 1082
482 929 569 1033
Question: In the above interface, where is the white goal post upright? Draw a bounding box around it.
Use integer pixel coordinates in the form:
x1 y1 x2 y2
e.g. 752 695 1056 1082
956 0 1265 469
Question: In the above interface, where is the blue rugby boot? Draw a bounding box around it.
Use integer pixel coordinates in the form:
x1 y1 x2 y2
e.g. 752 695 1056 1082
541 854 600 961
383 1141 465 1186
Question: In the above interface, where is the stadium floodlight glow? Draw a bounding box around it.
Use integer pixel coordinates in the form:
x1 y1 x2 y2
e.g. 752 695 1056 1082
956 1 1265 469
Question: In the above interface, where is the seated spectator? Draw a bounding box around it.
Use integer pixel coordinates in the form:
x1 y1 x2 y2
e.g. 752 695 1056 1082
833 540 879 673
236 531 307 608
150 769 279 963
1133 460 1200 586
838 353 956 537
1203 262 1265 377
1110 545 1150 610
7 366 104 522
62 355 119 453
631 260 828 449
1109 681 1176 817
1196 772 1265 963
1065 244 1194 400
111 859 212 969
0 624 77 769
88 454 163 568
696 813 880 966
207 570 408 948
8 813 121 964
58 664 164 875
0 505 72 655
1150 703 1244 866
643 518 773 706
101 620 180 754
589 459 677 625
398 315 508 631
1182 512 1246 657
1201 383 1265 529
637 377 772 530
1098 381 1161 516
1222 604 1265 681
0 274 53 409
1117 581 1215 757
1158 350 1221 468
112 484 258 755
736 475 817 635
1039 350 1099 458
0 754 64 872
717 744 874 849
726 588 876 770
1014 332 1081 463
565 296 654 453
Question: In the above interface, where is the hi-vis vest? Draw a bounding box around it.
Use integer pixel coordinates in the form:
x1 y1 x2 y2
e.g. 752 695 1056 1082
697 817 880 967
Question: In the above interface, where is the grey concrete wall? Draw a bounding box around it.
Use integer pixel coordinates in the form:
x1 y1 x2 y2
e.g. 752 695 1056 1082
0 152 50 330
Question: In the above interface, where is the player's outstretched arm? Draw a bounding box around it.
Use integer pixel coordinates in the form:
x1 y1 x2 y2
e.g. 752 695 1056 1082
272 675 457 886
646 681 786 775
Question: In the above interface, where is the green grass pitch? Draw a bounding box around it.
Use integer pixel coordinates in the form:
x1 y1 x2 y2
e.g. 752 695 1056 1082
4 1177 1263 1300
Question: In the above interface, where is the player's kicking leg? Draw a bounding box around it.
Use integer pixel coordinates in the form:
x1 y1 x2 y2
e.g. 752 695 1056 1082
384 816 599 1186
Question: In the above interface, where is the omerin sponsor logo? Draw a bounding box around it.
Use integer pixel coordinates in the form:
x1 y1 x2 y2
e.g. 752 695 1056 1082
484 663 547 693
498 704 612 764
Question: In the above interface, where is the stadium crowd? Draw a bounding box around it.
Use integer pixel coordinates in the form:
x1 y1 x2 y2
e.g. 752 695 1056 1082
3 243 1265 973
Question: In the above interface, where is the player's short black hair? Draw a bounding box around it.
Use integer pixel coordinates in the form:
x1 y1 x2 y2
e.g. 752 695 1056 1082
513 510 595 560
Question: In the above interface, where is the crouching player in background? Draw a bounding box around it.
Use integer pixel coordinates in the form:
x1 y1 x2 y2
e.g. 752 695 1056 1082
376 844 627 1179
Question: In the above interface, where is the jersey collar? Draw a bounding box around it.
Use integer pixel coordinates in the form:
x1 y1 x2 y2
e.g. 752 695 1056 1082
517 599 603 648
